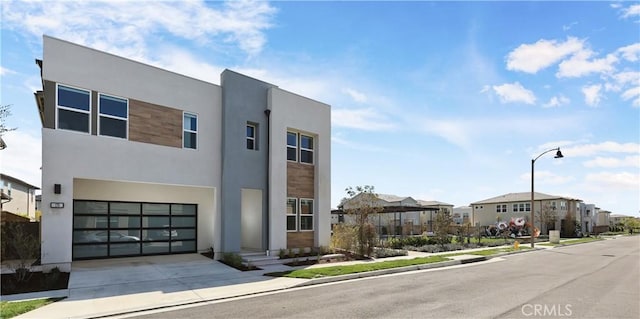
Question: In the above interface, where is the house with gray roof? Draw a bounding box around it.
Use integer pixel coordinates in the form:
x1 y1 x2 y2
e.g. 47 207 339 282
470 192 581 235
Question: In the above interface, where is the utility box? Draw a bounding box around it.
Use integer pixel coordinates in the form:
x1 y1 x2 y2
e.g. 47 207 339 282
549 230 560 244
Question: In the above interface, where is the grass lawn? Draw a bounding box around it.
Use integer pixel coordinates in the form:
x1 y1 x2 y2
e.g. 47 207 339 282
538 237 603 246
265 255 450 279
0 298 59 319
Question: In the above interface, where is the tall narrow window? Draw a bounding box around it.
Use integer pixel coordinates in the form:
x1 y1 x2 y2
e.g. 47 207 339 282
300 134 314 164
286 198 297 231
300 199 314 231
57 84 91 133
99 94 128 138
246 124 257 150
183 113 197 149
287 132 297 161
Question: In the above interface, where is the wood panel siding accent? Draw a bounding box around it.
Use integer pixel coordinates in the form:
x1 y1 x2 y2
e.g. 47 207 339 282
287 231 314 248
129 99 182 148
287 162 314 198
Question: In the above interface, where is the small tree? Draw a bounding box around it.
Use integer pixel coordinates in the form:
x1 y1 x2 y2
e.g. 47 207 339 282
340 185 383 257
1 223 40 282
1 104 17 136
562 210 576 238
433 208 454 246
537 204 558 235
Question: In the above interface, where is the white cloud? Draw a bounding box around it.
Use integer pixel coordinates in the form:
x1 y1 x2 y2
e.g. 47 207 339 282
585 172 639 190
617 43 640 62
506 37 584 73
584 155 640 168
0 130 41 188
418 120 471 150
331 135 389 153
0 66 16 76
582 84 603 106
1 0 276 57
542 95 570 108
331 108 395 131
492 82 536 104
621 86 640 107
342 88 368 103
152 46 224 84
562 141 640 157
621 4 640 19
562 22 578 31
556 51 618 78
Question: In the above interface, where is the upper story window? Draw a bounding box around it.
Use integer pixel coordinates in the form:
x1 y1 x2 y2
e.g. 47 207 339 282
287 131 314 164
246 123 257 150
287 132 298 161
513 204 518 212
57 84 90 133
560 201 567 210
525 203 531 211
98 94 128 139
183 113 197 149
496 204 506 213
300 135 314 164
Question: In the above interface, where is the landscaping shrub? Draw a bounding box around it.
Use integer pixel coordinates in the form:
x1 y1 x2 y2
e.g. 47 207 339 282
372 247 408 258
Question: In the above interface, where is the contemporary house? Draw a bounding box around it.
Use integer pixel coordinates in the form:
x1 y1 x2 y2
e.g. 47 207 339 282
334 193 453 237
471 192 581 235
452 206 472 225
1 174 40 220
34 35 331 271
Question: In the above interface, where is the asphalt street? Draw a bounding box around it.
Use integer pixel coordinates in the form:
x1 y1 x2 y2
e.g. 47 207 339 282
128 236 640 319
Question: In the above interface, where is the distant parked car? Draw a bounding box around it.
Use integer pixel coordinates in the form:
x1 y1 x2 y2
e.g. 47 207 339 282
85 231 140 242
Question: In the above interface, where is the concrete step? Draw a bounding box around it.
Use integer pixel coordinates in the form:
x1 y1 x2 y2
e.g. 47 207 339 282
242 255 283 267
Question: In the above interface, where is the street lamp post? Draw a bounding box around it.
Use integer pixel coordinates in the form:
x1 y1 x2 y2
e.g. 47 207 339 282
531 147 564 248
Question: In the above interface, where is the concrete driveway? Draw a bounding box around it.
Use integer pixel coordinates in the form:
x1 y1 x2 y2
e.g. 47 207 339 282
17 254 303 319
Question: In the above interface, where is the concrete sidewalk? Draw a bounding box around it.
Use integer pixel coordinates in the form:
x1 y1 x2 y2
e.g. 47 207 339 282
9 246 537 319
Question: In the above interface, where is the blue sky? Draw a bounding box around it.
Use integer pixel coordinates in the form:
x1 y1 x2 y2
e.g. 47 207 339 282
1 1 639 216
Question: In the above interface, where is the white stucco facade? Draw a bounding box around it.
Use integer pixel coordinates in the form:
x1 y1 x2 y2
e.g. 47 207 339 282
37 35 330 270
268 88 331 250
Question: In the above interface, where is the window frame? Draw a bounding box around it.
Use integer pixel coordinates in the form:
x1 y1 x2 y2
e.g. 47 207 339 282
246 123 257 150
56 84 91 134
183 112 198 149
98 93 129 139
299 134 314 164
287 131 298 162
299 198 314 231
286 198 298 232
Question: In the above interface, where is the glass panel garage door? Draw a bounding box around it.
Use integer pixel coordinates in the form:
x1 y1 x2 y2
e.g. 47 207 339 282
73 200 197 260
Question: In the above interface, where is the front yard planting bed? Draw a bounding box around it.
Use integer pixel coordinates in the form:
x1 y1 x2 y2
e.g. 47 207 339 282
1 271 69 295
265 255 450 279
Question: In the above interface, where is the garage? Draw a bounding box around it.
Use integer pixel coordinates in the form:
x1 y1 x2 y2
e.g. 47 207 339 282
72 200 197 260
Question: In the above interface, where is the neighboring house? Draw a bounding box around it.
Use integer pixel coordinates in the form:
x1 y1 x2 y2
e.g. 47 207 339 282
609 214 631 227
34 35 331 271
452 206 472 225
335 193 453 236
471 192 582 235
577 202 597 233
598 210 611 229
1 174 40 220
